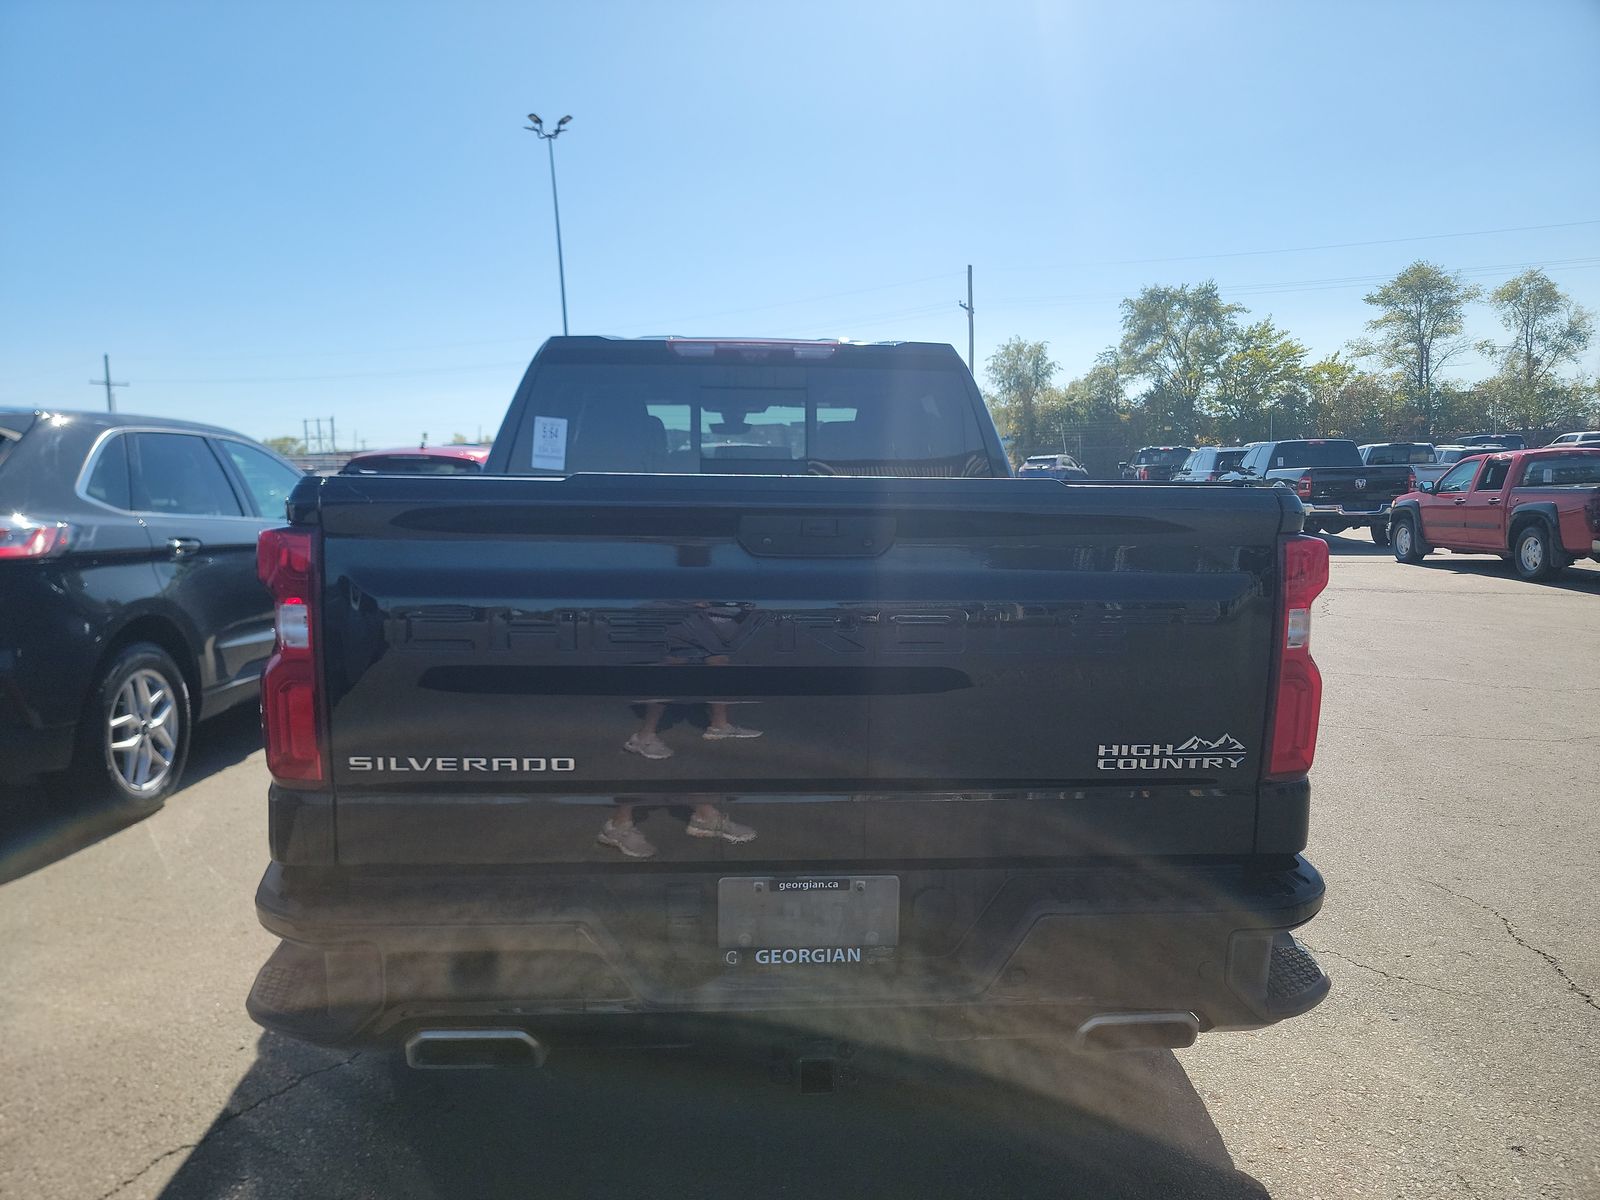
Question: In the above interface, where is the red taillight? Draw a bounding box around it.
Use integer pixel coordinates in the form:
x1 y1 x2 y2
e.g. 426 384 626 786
257 527 323 784
0 517 71 560
1137 466 1150 480
1205 472 1218 481
1406 469 1417 493
1268 534 1329 780
1294 476 1313 500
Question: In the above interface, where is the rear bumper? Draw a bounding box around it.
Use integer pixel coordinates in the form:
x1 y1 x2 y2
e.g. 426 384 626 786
1304 502 1391 520
249 855 1329 1050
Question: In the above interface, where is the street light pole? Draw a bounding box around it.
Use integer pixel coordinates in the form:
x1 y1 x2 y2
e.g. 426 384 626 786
525 113 572 335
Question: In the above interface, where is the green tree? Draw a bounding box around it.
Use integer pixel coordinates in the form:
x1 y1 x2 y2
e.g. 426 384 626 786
1118 281 1244 442
449 432 470 445
1212 319 1308 442
1478 268 1595 434
1350 260 1481 436
1304 354 1357 435
262 436 305 456
985 337 1057 459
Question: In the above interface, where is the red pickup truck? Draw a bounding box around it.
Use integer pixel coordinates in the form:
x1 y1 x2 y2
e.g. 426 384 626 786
1389 447 1600 580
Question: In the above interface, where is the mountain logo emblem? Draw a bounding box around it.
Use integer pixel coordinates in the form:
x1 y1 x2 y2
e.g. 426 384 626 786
1173 734 1247 753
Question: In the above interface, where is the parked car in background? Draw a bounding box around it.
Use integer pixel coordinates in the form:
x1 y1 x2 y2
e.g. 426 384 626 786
1360 442 1435 467
1548 431 1600 447
1390 447 1600 580
1227 438 1413 543
340 444 490 475
1412 445 1501 489
1119 445 1193 480
1172 446 1247 482
1016 453 1088 480
0 409 305 805
1459 433 1527 450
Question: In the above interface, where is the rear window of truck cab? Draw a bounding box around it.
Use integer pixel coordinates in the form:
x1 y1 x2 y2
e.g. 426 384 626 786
502 360 995 477
1269 440 1362 468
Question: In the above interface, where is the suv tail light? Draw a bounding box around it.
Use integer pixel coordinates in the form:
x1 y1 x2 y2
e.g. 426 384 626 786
0 516 72 560
1267 534 1329 780
1137 466 1150 480
1294 476 1313 500
257 527 324 784
1406 468 1417 493
1205 472 1218 482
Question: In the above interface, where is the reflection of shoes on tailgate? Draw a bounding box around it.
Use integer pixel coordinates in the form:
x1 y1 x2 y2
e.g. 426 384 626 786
598 821 657 858
687 813 757 843
703 724 762 741
624 732 673 759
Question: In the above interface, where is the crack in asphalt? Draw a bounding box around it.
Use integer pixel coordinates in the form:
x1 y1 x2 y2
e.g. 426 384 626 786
1321 670 1600 696
1424 880 1600 1015
94 1052 361 1200
1337 726 1600 746
1300 942 1467 998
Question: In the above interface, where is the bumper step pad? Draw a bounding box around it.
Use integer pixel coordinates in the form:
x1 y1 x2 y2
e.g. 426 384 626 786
1265 933 1330 1017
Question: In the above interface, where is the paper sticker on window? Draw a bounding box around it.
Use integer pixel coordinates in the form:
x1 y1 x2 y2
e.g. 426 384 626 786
532 416 568 471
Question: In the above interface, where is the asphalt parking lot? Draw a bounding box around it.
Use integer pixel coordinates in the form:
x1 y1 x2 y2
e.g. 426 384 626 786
1 538 1596 1200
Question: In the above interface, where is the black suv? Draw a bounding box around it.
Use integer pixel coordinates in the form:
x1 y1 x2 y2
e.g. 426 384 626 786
1119 445 1194 481
1172 446 1246 482
0 409 303 806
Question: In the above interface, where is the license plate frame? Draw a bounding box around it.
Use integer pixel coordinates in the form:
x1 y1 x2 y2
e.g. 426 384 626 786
717 875 899 953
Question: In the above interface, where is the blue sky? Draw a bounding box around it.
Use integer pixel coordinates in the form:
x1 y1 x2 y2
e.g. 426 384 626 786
4 0 1598 448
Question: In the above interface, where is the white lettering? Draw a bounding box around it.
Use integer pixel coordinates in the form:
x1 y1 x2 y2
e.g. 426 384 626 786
522 758 547 772
347 756 373 771
463 758 488 771
407 757 431 772
491 758 518 771
435 757 457 771
552 758 576 772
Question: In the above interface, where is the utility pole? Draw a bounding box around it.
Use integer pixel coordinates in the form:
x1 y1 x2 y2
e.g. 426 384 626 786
89 354 128 412
329 415 337 454
524 113 573 335
958 265 975 376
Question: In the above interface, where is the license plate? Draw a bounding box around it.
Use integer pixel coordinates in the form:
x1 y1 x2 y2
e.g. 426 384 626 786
717 876 899 955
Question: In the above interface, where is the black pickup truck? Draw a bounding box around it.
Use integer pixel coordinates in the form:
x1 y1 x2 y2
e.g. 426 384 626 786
1228 438 1414 544
248 336 1331 1068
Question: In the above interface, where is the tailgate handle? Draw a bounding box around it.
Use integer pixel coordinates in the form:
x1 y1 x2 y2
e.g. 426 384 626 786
739 514 895 558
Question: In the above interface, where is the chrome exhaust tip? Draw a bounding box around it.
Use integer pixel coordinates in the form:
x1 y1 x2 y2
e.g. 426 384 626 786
1074 1011 1200 1051
405 1028 547 1069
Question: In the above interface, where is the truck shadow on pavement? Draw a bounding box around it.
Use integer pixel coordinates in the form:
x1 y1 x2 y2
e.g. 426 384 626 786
155 1031 1271 1200
1320 532 1391 557
0 704 261 886
1413 555 1600 593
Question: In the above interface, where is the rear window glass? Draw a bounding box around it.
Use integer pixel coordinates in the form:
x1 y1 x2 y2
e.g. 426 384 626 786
1133 448 1189 466
85 434 133 509
0 428 22 472
1215 450 1246 473
342 455 485 475
1364 444 1433 465
1270 441 1362 468
505 363 992 477
1517 454 1600 487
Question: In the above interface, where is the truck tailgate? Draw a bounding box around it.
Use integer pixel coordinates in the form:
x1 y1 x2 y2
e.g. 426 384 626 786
308 475 1298 865
1303 467 1408 508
